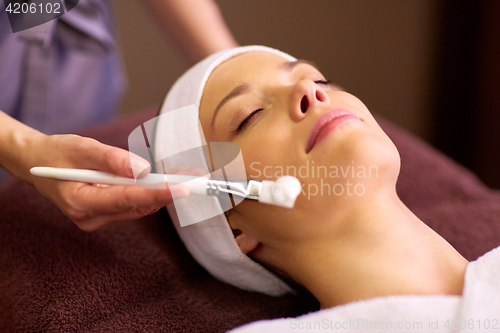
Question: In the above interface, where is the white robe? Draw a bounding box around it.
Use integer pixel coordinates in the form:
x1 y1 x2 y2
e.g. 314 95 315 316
231 247 500 333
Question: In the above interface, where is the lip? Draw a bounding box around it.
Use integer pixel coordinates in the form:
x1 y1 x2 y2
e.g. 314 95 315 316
306 108 359 153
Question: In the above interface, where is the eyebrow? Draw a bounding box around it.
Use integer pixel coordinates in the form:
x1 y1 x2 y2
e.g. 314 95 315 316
210 83 250 130
210 59 319 130
279 59 320 72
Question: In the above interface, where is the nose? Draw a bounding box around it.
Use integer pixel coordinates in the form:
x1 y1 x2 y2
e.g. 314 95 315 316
290 79 330 120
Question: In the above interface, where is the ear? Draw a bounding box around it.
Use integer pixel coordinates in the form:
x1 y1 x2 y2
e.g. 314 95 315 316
234 232 259 254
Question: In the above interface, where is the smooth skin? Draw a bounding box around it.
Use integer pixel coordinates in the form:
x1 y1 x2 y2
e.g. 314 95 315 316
0 0 237 231
198 52 469 309
142 0 238 64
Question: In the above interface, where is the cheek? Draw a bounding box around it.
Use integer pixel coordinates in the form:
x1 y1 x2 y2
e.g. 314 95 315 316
241 143 280 181
332 92 372 119
236 126 297 181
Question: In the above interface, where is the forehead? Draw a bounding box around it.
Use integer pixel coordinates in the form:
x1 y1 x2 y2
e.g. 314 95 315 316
199 51 290 131
207 51 288 91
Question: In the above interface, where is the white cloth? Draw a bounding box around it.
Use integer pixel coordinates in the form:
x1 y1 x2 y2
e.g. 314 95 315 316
230 247 500 332
153 46 296 296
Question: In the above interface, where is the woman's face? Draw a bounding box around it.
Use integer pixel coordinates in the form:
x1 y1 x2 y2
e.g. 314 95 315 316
199 51 400 250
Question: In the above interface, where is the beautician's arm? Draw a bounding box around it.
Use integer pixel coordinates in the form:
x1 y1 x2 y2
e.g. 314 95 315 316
0 110 181 232
141 0 238 63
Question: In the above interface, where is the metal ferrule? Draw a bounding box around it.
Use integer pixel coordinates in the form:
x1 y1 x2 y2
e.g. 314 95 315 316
205 179 261 201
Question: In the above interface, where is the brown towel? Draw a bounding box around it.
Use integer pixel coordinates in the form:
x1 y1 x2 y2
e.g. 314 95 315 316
1 110 499 332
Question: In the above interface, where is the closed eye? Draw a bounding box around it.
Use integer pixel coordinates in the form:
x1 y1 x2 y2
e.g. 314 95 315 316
235 79 330 133
237 108 263 132
314 79 331 85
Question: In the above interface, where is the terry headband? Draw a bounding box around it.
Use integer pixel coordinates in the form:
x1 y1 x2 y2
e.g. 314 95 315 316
154 46 296 296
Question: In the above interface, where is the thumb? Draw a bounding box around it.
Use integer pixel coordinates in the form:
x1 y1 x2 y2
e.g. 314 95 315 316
128 152 152 179
81 139 151 178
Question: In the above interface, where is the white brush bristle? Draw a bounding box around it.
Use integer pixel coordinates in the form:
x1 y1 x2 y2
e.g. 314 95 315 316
258 176 301 208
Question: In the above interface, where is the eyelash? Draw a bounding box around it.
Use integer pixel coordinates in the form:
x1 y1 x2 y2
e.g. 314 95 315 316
315 79 331 85
237 108 263 132
236 78 331 132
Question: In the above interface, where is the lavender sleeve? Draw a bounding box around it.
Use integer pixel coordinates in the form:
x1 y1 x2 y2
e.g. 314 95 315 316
0 0 126 134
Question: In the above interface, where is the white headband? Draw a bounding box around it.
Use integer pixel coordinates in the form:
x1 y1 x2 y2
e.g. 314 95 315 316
154 46 296 296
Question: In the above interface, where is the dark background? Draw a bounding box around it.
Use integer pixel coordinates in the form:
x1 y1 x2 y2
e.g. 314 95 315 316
432 1 500 189
112 0 500 189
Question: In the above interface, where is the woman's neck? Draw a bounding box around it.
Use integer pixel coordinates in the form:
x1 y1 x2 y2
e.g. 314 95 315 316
285 192 469 309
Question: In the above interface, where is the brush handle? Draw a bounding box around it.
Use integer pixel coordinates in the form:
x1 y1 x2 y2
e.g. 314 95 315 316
29 167 210 193
30 167 301 208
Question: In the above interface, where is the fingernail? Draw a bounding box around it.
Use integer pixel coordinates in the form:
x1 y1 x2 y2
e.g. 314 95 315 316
129 154 151 178
169 183 190 200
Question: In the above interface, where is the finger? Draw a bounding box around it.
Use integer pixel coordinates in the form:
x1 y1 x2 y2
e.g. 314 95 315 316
71 183 189 217
72 137 151 178
167 166 211 178
72 204 165 232
32 177 179 230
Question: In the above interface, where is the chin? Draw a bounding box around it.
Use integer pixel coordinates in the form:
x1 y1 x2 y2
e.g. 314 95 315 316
308 127 400 202
349 130 401 190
